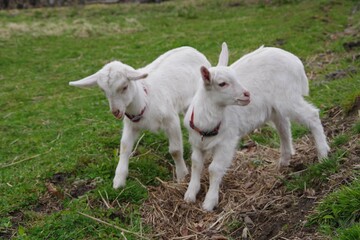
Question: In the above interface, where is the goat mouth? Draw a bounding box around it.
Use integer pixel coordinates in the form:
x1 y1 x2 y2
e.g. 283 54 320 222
113 112 124 120
236 99 250 106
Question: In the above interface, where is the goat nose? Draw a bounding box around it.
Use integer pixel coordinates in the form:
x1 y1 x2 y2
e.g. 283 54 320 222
244 91 250 98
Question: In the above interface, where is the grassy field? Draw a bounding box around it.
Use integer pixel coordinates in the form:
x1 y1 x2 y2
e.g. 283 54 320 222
0 0 359 239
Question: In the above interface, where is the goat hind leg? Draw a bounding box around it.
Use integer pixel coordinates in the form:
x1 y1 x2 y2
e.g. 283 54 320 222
165 118 189 182
290 100 330 160
271 112 294 167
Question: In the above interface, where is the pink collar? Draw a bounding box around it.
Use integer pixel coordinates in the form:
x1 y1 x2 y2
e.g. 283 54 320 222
125 106 146 122
189 108 221 139
125 86 147 123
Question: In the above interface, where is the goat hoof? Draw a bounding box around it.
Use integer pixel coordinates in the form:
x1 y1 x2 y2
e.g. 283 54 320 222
279 159 290 168
202 200 216 212
184 191 197 203
202 196 218 212
113 177 126 189
318 145 330 161
176 168 189 183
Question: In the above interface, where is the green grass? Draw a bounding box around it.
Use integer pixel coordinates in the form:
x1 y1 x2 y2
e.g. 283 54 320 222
332 134 351 148
309 179 360 239
285 150 346 191
0 0 360 239
341 91 360 114
336 223 360 240
246 122 310 148
353 121 360 134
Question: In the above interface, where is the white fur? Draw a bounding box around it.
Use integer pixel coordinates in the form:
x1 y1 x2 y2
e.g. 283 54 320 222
184 43 330 211
69 47 211 189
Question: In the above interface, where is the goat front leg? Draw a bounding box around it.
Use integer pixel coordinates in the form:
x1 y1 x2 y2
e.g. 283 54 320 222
203 142 236 211
184 147 205 203
164 117 188 183
113 123 139 189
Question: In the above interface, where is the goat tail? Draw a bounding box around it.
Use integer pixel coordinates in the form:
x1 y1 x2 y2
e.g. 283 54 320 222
300 69 309 96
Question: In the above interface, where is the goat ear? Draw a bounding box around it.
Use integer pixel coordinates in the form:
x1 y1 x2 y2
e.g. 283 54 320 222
69 73 98 88
200 66 211 86
126 69 148 81
217 42 229 66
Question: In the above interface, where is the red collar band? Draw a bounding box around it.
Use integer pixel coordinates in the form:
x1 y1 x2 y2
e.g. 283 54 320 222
189 108 221 139
125 106 146 122
125 85 147 123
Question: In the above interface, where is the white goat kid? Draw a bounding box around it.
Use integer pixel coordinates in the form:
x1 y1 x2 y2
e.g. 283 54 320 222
69 47 211 189
184 43 330 211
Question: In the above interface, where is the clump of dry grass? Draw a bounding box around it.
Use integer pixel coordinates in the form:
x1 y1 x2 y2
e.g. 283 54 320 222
140 141 317 239
0 17 144 39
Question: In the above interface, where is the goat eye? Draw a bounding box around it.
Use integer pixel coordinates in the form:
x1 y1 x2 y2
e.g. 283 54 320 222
218 82 227 87
122 86 128 91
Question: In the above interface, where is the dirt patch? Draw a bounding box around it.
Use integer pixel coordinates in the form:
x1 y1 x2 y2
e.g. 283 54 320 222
273 38 286 47
29 173 101 216
325 66 357 81
323 106 357 139
29 174 101 215
140 108 359 239
68 178 100 198
0 210 25 239
305 51 338 81
348 96 360 115
50 172 71 184
32 185 64 214
2 171 103 238
343 41 360 51
47 172 101 199
306 19 360 82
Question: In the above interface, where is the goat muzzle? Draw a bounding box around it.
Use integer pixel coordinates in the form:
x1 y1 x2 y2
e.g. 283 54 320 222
112 110 123 119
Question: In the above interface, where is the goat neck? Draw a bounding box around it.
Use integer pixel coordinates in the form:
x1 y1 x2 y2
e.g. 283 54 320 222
125 81 148 120
190 90 225 134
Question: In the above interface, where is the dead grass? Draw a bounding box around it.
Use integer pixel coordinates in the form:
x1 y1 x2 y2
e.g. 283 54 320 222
0 17 144 39
141 144 314 239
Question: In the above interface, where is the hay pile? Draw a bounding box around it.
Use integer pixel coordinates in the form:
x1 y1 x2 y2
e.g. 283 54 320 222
141 142 320 239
